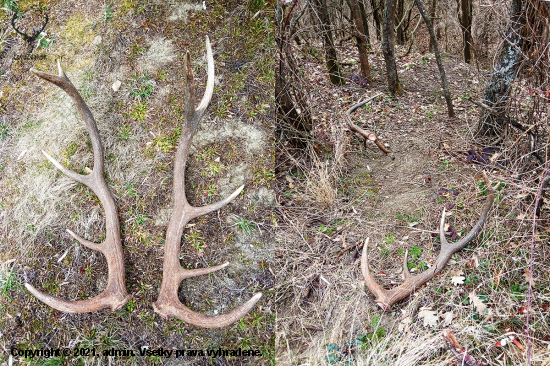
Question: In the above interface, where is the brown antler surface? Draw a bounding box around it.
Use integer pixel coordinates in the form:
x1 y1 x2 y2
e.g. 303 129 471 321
25 60 131 313
362 173 494 310
152 37 262 328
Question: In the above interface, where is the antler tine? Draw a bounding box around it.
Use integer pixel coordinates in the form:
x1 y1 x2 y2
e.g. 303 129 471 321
362 173 494 310
153 37 261 328
361 238 391 310
25 61 131 313
185 36 215 133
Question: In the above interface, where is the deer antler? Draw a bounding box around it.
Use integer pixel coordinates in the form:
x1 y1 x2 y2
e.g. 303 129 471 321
362 173 494 310
25 60 131 313
152 37 262 328
345 93 389 154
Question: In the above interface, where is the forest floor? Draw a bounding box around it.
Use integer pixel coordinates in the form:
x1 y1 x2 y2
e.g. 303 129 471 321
274 42 550 365
0 0 275 365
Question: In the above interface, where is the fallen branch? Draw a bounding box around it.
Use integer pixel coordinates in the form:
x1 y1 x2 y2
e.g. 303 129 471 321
345 93 389 154
337 239 363 258
442 330 489 366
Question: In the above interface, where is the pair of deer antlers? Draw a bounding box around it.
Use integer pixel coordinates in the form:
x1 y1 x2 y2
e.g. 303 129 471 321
25 37 262 328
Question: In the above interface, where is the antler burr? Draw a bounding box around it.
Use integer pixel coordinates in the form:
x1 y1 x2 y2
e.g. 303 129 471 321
362 173 495 310
26 60 131 313
152 36 262 328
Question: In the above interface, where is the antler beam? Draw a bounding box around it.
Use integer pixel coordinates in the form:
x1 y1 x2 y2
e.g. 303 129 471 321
25 60 131 313
362 173 494 310
152 37 262 328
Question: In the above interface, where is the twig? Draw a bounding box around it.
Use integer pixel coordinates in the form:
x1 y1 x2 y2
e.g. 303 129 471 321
337 240 362 258
305 326 323 331
344 93 389 154
526 163 550 366
442 330 489 366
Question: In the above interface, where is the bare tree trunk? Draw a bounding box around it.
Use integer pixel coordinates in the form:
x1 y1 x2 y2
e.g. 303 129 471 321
459 0 473 63
382 0 403 94
349 0 371 79
276 0 312 144
358 0 372 48
415 0 454 117
371 0 383 40
428 0 438 52
311 0 345 85
477 0 524 139
395 0 405 44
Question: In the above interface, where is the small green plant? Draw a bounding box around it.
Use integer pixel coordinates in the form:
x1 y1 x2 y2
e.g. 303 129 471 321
136 215 146 226
119 125 131 139
129 42 145 59
248 0 264 12
395 213 419 223
129 73 154 100
383 233 395 246
406 246 428 271
156 69 167 81
439 160 451 170
131 82 153 99
318 224 337 234
125 183 139 199
324 343 342 365
130 102 147 122
201 184 219 202
0 268 20 298
0 0 19 13
126 298 136 312
195 146 218 161
104 3 113 20
37 36 52 49
477 180 487 196
85 266 93 281
0 123 8 139
254 168 275 187
186 229 206 255
409 246 422 259
235 217 255 233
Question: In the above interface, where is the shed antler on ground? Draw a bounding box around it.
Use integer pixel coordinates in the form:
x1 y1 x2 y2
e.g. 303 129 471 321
362 173 494 310
26 60 131 313
151 37 262 328
344 93 390 154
